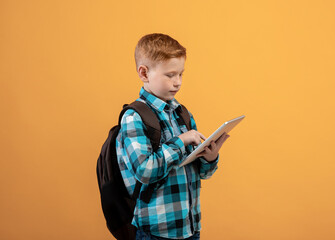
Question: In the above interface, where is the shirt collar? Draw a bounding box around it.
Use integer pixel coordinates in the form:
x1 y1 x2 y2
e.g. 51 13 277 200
139 87 181 112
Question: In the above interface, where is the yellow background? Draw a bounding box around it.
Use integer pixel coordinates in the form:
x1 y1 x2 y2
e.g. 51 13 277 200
1 0 335 239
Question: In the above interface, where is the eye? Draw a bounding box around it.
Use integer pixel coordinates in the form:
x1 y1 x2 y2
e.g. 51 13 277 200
165 74 174 78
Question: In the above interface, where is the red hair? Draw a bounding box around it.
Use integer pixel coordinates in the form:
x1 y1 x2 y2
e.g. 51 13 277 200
135 33 186 69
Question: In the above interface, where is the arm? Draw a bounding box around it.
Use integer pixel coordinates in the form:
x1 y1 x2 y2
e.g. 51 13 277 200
120 109 186 184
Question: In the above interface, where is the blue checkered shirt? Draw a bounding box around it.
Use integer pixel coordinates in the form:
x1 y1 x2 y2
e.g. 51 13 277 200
116 88 219 239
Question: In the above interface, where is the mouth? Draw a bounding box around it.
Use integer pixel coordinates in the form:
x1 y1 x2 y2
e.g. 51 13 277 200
170 90 179 94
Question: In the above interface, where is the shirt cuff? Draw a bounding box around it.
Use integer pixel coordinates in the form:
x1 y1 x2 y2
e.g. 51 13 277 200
199 155 219 165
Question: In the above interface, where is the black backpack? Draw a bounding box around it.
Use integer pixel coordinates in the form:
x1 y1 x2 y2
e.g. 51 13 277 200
97 101 191 240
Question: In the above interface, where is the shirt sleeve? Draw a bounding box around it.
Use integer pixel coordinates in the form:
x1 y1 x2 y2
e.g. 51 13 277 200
120 109 186 185
188 112 219 179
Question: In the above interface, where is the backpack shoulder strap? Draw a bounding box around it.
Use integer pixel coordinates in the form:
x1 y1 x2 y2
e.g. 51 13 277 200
177 104 192 130
119 101 161 151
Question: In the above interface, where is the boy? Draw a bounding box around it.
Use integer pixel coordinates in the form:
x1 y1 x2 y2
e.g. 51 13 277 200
116 33 229 239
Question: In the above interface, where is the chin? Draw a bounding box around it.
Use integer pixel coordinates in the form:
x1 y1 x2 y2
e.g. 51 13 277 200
167 96 175 101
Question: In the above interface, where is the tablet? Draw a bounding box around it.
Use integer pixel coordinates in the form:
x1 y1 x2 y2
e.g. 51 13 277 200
179 115 245 167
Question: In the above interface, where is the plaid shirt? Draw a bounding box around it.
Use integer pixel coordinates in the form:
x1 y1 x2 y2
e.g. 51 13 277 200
116 88 219 239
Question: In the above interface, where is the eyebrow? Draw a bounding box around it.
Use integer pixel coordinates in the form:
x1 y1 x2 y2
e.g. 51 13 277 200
166 69 185 74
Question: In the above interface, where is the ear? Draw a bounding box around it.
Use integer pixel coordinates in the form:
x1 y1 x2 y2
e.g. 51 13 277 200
137 65 149 83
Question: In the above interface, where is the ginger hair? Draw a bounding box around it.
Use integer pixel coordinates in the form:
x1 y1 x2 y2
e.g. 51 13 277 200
135 33 186 69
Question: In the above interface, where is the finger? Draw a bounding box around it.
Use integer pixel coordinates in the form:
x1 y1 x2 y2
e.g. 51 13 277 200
209 141 216 150
193 137 202 146
215 134 229 149
223 134 230 142
215 134 225 146
204 146 211 154
217 133 229 144
219 135 229 146
198 132 207 141
196 149 206 158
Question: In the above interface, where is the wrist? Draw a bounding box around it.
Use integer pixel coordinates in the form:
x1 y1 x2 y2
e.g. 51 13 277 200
178 136 185 145
204 154 218 162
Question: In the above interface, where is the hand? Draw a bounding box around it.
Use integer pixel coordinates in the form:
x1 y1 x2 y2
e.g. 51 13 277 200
196 132 230 162
178 130 206 146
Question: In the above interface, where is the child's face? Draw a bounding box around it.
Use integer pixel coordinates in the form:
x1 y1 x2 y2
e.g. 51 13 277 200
140 57 185 102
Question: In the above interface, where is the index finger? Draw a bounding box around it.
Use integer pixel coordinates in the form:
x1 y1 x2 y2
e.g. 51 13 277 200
199 132 207 141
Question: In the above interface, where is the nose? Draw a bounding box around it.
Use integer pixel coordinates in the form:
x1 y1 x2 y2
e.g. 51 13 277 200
174 75 182 87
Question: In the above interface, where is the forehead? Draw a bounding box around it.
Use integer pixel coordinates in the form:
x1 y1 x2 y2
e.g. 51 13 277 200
154 57 185 72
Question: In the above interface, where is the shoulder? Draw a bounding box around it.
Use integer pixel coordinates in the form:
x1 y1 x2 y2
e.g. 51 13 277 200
120 108 143 126
120 99 150 124
118 109 148 137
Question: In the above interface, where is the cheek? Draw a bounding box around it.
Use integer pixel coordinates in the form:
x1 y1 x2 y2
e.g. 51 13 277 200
153 80 162 90
155 78 169 90
163 79 172 87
